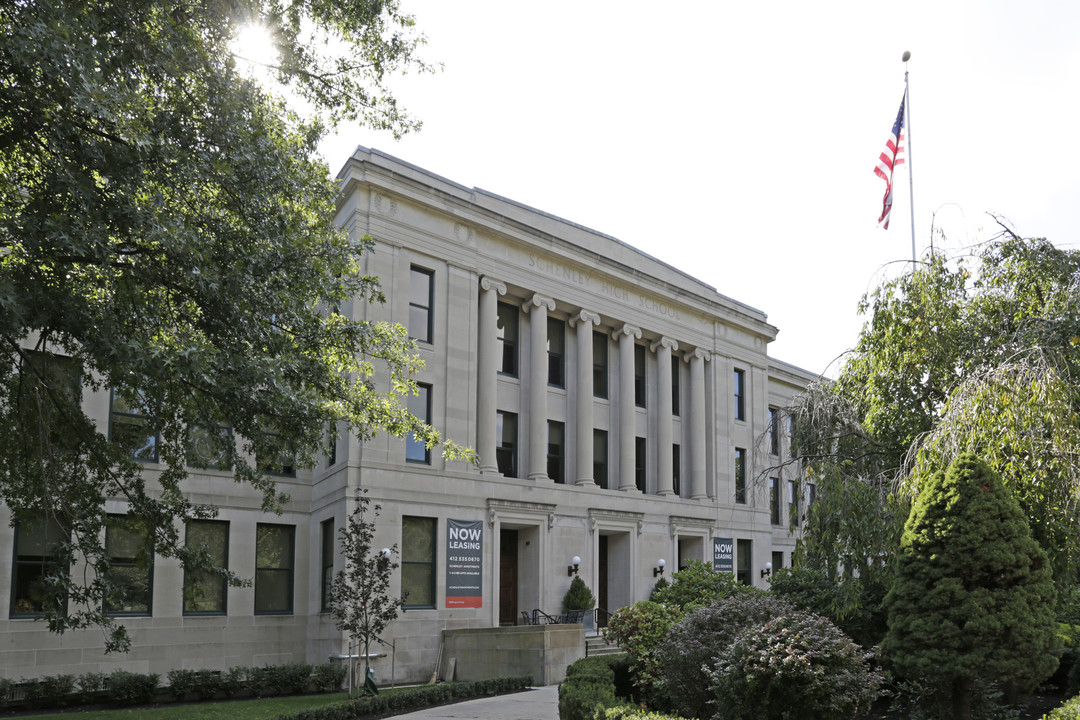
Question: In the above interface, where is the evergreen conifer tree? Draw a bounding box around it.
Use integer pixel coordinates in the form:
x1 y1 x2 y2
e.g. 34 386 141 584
882 453 1057 719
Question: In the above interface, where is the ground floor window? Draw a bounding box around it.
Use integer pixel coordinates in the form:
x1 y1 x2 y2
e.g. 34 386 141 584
183 520 228 615
402 516 436 609
255 524 294 614
11 516 67 617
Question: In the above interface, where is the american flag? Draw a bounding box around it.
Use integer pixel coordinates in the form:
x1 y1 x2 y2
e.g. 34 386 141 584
874 95 906 229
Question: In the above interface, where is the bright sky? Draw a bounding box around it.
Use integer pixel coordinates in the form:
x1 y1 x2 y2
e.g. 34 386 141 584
319 0 1080 378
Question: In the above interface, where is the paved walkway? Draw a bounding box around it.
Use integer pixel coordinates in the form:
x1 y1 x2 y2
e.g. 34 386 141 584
389 685 559 720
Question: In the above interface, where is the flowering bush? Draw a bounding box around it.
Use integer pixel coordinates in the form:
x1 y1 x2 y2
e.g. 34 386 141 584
709 610 882 720
604 601 682 695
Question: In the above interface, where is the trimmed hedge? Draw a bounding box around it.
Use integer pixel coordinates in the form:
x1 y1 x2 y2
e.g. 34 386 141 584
272 675 533 720
559 655 633 720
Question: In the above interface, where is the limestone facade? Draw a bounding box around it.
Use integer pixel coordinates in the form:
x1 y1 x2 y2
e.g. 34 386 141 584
0 147 816 684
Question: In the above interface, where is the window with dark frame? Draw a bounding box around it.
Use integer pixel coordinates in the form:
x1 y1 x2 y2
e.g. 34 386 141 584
788 479 799 529
772 550 784 572
547 317 565 388
594 429 608 489
257 431 295 477
788 415 797 458
806 483 817 523
733 368 746 421
402 516 436 609
11 516 68 618
408 266 434 343
736 539 752 586
496 411 517 477
734 448 747 504
769 478 781 525
547 420 565 483
327 423 337 467
769 407 780 456
320 519 334 612
104 515 153 616
634 344 647 407
183 520 228 615
255 524 294 614
672 443 681 496
406 383 432 464
635 436 647 492
187 423 233 470
671 355 681 416
593 331 608 399
109 389 158 462
497 302 518 376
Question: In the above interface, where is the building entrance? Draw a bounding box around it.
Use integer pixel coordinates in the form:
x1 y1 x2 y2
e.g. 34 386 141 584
499 529 518 625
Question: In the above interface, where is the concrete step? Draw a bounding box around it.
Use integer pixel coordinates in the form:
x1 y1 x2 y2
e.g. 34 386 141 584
585 635 623 657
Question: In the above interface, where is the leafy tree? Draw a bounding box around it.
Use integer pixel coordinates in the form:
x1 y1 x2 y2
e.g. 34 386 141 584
329 490 403 695
648 559 747 611
603 601 682 699
0 0 464 650
882 454 1058 720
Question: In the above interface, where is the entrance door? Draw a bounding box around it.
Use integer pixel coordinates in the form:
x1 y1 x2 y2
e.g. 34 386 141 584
597 535 609 627
499 529 518 625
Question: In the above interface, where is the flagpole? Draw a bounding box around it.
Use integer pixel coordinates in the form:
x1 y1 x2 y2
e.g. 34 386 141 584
903 51 915 271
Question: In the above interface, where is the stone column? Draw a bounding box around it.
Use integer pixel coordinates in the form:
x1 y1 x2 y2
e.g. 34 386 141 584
571 310 601 485
525 293 555 482
477 277 505 474
652 337 678 496
614 324 642 493
689 348 710 499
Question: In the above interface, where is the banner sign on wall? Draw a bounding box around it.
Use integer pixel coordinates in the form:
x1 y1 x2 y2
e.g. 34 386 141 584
713 537 734 574
446 519 483 608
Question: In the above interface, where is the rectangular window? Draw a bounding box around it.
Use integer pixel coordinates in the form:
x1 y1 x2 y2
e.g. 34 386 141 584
110 389 158 462
634 344 647 407
788 415 797 458
733 369 746 422
183 520 228 615
188 423 233 470
497 302 518 376
547 420 565 483
769 478 781 525
769 407 779 456
593 331 608 399
104 515 153 616
406 383 432 464
594 429 608 489
635 436 647 492
255 524 294 614
671 355 681 416
734 448 747 504
672 443 681 496
409 266 434 344
772 550 784 572
547 317 565 388
257 431 296 477
320 519 335 612
11 516 68 618
789 480 800 529
496 411 517 477
402 516 436 609
736 539 752 586
327 423 337 467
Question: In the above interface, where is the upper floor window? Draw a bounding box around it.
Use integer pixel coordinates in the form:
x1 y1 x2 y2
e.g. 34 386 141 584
409 266 434 344
788 479 800 529
672 443 681 496
11 516 68 618
634 344 647 407
594 429 608 489
671 355 681 416
734 448 747 504
788 415 797 458
635 436 647 492
497 302 519 377
183 519 228 615
733 368 746 422
255 523 294 614
402 516 436 609
320 519 335 612
257 430 295 477
496 411 517 477
547 317 565 388
547 420 565 483
188 422 233 470
104 515 153 616
593 331 608 399
769 407 779 456
769 477 781 525
406 383 432 464
327 423 338 468
110 389 158 462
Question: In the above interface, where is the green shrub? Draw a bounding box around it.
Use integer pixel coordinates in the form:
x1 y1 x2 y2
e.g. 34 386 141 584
769 565 888 648
657 591 793 720
710 610 882 720
1043 694 1080 720
0 677 12 709
312 662 347 692
167 668 199 700
107 670 159 706
559 658 622 720
267 662 313 695
563 575 596 612
604 600 681 699
220 666 246 697
601 706 693 720
24 674 76 708
649 559 746 611
77 672 107 694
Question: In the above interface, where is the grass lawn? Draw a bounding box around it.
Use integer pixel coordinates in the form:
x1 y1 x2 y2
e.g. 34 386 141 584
19 691 357 720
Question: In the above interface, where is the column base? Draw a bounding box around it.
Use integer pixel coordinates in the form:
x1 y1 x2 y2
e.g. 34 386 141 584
618 485 643 494
656 490 676 497
575 479 598 487
479 464 500 475
529 473 554 483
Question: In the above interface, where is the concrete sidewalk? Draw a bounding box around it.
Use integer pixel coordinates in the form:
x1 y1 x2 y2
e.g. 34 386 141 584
388 685 559 720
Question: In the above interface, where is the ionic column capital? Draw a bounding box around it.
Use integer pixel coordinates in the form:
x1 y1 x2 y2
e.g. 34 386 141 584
651 336 679 353
480 276 507 294
689 347 711 362
523 293 556 313
613 323 642 341
570 309 601 328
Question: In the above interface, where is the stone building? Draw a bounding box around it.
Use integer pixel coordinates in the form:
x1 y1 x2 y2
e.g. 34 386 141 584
0 147 816 683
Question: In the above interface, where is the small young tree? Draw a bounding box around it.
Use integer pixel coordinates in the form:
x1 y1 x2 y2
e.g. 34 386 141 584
329 490 403 694
882 453 1058 719
563 576 596 612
